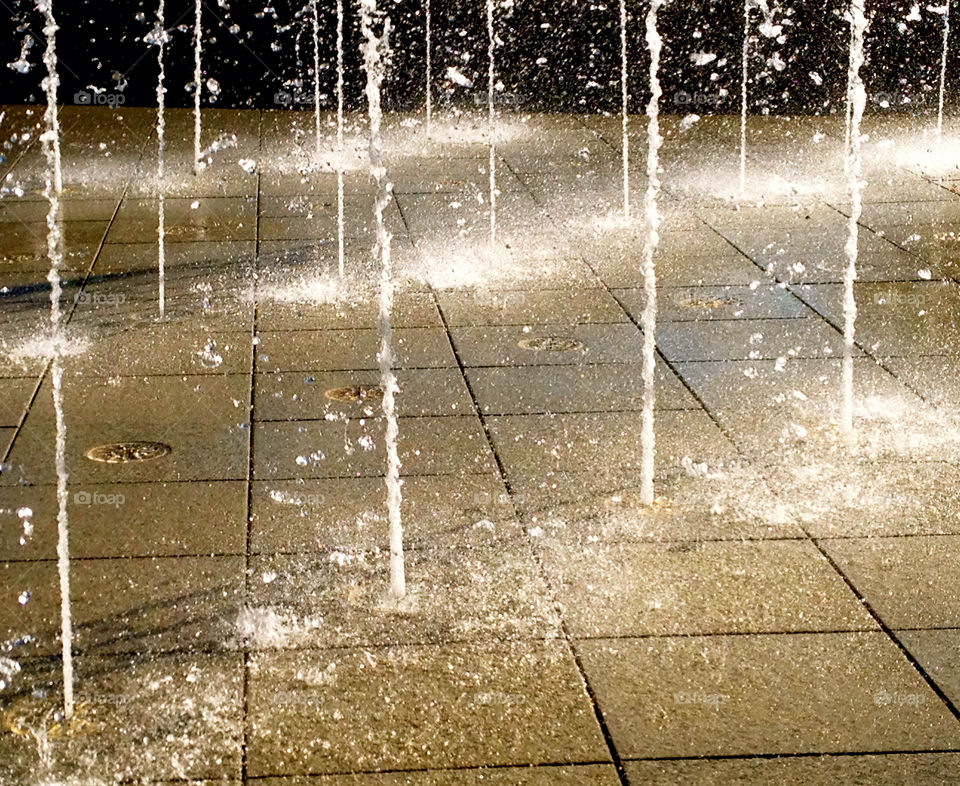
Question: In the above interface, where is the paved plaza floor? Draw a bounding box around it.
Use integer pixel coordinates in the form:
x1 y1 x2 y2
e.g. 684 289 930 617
1 106 960 783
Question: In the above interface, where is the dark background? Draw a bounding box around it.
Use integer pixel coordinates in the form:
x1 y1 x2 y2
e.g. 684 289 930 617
0 0 954 116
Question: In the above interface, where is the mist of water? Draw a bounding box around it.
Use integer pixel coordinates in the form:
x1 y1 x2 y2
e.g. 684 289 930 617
487 0 497 244
192 0 202 174
640 0 665 507
621 0 629 217
38 0 74 721
842 0 867 438
359 0 405 600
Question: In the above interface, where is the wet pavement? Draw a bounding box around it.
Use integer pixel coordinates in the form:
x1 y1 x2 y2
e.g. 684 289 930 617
1 106 960 783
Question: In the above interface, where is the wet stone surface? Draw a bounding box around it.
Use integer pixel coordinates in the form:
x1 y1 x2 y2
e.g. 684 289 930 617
2 108 960 781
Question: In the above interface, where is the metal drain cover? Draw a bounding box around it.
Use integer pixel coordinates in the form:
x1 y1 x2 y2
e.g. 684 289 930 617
677 296 736 309
84 441 172 464
518 336 583 352
324 385 384 403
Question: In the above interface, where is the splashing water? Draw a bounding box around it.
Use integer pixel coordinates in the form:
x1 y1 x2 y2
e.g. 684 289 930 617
38 0 74 721
311 0 322 159
150 0 168 318
640 0 665 507
938 1 951 137
620 0 629 217
337 0 346 277
487 0 497 245
359 0 405 601
425 0 433 136
740 0 750 195
192 0 202 174
842 0 867 439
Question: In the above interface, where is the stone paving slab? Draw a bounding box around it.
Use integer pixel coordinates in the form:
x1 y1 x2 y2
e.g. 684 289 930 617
253 416 496 480
764 460 960 538
487 411 738 478
577 633 960 759
244 542 559 647
255 368 473 420
257 328 458 372
466 363 699 414
449 323 645 367
898 630 960 710
0 377 35 427
820 536 960 629
656 318 851 362
249 474 517 554
256 292 442 331
2 375 250 485
246 642 610 776
258 766 620 785
541 540 874 637
617 284 810 322
61 326 253 376
625 753 960 785
436 288 627 326
0 555 243 657
0 481 247 561
0 651 243 783
508 467 804 542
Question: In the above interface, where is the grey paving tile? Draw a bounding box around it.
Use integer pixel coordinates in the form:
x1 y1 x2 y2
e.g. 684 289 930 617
450 323 644 367
578 633 960 759
0 481 246 560
436 288 627 327
62 326 252 376
3 375 250 484
255 368 473 420
466 363 698 414
882 355 960 408
765 460 960 537
245 642 610 776
258 766 620 785
657 319 849 362
487 411 737 477
898 630 960 710
542 540 873 637
244 541 559 647
250 474 517 553
256 328 457 371
256 291 441 331
820 536 960 629
509 466 804 542
625 754 960 785
0 555 244 657
0 377 36 427
617 284 810 322
0 652 243 783
253 416 496 480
